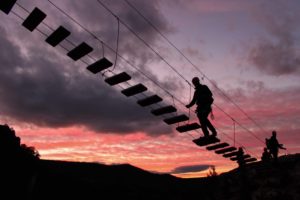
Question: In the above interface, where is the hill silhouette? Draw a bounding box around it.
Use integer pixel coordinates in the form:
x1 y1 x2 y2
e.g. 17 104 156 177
1 124 299 200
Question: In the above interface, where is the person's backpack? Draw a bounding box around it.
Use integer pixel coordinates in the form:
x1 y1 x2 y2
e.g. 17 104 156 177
266 138 272 150
199 85 214 105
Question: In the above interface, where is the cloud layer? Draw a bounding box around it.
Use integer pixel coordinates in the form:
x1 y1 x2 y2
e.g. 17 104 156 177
248 1 300 76
171 164 212 174
0 0 174 135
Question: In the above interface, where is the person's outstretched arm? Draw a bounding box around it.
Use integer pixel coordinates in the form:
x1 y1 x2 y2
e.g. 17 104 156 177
186 90 197 108
279 144 286 150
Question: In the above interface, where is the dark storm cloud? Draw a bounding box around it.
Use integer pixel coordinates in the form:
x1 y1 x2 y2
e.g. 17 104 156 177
170 164 212 174
118 0 171 42
61 0 173 64
0 0 174 135
60 0 180 97
248 1 300 76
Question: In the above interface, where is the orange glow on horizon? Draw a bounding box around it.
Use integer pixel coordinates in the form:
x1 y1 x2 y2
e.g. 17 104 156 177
11 125 246 178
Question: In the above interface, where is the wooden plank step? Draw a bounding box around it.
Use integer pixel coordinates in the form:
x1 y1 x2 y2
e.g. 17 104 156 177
193 136 220 146
230 154 251 161
176 123 201 133
22 7 46 32
137 95 162 107
223 151 239 158
151 105 177 116
0 0 17 14
105 72 131 86
67 42 93 61
163 114 189 125
87 57 113 74
215 146 237 154
121 84 147 97
45 26 71 47
206 142 229 151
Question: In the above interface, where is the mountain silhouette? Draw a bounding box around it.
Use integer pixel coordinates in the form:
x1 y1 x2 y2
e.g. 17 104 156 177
1 124 299 200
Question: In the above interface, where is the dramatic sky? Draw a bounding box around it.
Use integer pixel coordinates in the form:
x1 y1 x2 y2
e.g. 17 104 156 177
1 0 300 178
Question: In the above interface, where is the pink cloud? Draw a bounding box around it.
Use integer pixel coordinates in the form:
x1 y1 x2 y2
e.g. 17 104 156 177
11 124 238 177
8 82 300 178
247 0 300 75
211 83 300 154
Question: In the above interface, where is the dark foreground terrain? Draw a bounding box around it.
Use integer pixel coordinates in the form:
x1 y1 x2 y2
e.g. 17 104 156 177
1 124 299 200
2 155 300 200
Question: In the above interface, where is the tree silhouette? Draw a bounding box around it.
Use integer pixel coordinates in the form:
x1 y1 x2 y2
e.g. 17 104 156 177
0 124 40 161
1 124 40 199
21 144 40 159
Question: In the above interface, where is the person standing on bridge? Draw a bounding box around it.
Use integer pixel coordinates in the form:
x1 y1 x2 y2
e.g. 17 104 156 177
186 77 217 138
266 130 286 162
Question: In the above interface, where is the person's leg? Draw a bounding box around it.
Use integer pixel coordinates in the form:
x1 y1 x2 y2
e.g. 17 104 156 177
206 119 217 136
197 112 209 137
198 106 217 136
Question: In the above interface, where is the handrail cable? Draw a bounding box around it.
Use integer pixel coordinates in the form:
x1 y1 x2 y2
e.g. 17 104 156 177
14 1 264 155
122 0 268 140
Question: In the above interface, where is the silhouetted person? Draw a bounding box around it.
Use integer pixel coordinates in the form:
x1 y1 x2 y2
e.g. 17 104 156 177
236 147 251 200
266 130 286 162
261 147 271 162
236 147 245 168
186 77 217 138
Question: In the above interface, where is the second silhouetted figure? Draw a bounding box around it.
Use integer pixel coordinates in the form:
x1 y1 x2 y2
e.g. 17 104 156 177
186 77 217 138
266 130 286 162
